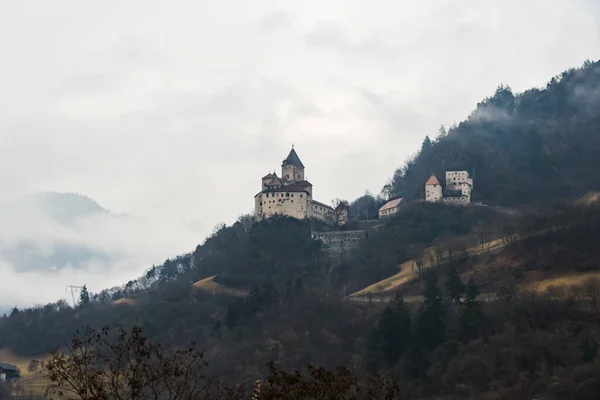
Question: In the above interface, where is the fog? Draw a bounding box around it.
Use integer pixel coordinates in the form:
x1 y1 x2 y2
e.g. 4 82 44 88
0 193 203 309
0 0 598 307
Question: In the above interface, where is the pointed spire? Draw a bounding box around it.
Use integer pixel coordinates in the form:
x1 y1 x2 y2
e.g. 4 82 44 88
282 146 304 168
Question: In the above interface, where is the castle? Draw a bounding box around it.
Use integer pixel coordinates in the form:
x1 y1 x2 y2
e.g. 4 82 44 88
425 171 473 205
254 147 347 224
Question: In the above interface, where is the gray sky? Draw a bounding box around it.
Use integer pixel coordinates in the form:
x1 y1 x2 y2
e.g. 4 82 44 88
0 0 598 306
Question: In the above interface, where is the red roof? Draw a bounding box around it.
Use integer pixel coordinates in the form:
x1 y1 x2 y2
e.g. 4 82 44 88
425 174 440 185
379 198 403 212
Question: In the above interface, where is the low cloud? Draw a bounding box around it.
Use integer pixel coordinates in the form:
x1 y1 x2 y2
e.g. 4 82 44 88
304 21 394 60
0 193 204 309
260 11 294 32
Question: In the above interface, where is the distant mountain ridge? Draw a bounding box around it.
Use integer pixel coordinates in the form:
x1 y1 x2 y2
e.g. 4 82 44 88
0 192 121 272
21 192 134 225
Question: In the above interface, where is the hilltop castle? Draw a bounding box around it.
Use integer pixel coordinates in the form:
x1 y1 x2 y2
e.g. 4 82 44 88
425 171 473 205
254 147 347 224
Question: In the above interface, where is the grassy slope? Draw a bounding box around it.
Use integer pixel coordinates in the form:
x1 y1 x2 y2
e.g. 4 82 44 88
0 348 48 395
192 275 249 297
347 236 507 298
348 197 600 300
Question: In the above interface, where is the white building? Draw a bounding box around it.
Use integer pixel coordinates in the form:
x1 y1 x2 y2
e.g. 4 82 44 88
254 147 347 224
378 198 403 218
425 171 473 205
425 174 443 202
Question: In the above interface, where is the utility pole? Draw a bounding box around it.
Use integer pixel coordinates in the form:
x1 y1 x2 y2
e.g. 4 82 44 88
66 285 83 307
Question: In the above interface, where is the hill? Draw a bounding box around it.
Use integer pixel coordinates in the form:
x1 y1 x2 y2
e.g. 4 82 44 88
380 59 600 208
0 192 119 273
0 191 205 315
2 60 600 399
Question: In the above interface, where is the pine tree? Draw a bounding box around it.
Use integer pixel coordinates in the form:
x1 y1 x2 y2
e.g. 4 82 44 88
445 264 463 304
459 277 482 342
364 330 382 373
404 332 428 380
465 276 479 304
434 125 447 142
79 285 90 306
421 135 432 151
225 302 240 329
365 293 412 369
379 294 412 367
579 334 597 363
417 271 445 350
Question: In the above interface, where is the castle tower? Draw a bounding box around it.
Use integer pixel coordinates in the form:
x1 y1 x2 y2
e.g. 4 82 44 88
281 146 305 183
425 173 442 202
445 171 472 203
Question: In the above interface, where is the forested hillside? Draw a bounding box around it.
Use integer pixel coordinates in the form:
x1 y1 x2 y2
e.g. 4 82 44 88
378 60 600 207
2 60 600 399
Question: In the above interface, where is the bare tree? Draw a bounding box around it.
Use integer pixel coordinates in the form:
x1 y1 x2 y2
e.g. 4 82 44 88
406 243 427 280
500 220 518 246
330 199 350 228
41 325 242 400
256 361 399 400
582 278 600 314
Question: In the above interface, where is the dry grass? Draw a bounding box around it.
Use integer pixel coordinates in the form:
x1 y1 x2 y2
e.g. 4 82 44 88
576 191 600 205
347 260 417 298
0 348 49 395
348 228 600 301
193 275 249 297
112 297 135 305
524 272 600 294
348 237 508 298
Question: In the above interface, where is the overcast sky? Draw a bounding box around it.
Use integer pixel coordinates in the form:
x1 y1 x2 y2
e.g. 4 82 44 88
0 0 598 306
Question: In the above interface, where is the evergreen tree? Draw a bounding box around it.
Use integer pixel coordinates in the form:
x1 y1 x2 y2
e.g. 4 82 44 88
434 125 447 142
464 276 479 304
404 332 428 380
459 276 482 342
364 293 412 369
79 285 90 306
363 329 382 373
421 135 432 151
579 334 597 363
416 271 445 350
225 302 240 329
445 264 463 304
381 294 411 366
490 83 515 112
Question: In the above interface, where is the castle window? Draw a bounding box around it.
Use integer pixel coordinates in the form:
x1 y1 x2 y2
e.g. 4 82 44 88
291 194 294 197
286 193 289 197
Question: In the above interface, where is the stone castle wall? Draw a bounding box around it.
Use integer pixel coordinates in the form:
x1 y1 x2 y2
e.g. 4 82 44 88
312 230 366 263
